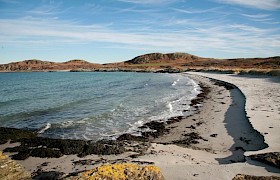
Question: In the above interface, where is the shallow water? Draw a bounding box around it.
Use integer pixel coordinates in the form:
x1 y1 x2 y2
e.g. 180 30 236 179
0 72 200 140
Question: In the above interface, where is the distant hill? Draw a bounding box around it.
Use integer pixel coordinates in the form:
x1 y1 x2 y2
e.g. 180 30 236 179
181 56 280 69
125 53 280 72
0 53 279 75
0 59 100 72
125 52 203 64
63 59 91 64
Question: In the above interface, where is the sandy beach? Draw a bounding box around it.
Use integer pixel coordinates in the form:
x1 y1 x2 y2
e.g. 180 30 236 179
147 72 280 179
1 72 279 179
1 0 280 178
188 72 280 153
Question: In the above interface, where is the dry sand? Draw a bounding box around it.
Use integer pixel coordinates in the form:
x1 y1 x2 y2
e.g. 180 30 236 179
139 73 280 179
1 72 279 179
187 72 280 154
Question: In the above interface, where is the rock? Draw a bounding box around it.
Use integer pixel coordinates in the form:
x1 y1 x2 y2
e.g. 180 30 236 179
1 127 150 160
190 83 210 107
78 140 125 157
66 163 165 180
249 152 280 169
117 134 147 142
0 151 31 180
32 169 63 180
173 132 203 146
166 116 184 124
0 127 36 145
155 68 184 73
123 141 151 155
141 121 168 139
210 134 218 137
20 137 86 155
186 125 196 129
211 79 235 90
4 136 86 160
73 159 105 166
1 126 127 159
232 174 280 180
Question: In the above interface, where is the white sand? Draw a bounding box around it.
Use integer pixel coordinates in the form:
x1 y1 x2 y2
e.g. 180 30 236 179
138 73 280 179
188 72 280 154
140 143 280 180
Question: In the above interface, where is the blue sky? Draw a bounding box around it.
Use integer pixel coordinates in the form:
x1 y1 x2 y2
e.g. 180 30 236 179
0 0 279 64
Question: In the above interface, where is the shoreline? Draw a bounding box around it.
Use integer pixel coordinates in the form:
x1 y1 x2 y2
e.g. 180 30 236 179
1 72 280 179
0 72 199 141
188 72 280 153
1 68 280 76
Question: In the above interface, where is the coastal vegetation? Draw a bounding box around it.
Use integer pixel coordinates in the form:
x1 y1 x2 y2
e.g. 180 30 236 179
0 52 279 75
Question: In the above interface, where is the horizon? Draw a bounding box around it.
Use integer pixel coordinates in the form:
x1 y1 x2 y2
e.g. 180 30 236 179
0 0 280 64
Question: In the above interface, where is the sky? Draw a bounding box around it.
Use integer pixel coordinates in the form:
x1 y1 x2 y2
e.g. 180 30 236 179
0 0 279 64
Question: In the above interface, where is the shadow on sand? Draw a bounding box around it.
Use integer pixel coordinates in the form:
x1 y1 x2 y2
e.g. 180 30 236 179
246 157 280 174
215 81 268 164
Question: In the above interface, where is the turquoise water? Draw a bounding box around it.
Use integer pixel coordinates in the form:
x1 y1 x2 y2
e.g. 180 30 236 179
0 72 200 140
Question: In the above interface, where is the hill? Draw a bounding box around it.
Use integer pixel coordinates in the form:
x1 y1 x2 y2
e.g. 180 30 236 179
125 52 202 64
0 53 279 75
0 59 101 72
122 53 280 75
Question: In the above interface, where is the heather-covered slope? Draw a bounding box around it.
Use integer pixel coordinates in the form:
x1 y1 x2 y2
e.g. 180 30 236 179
124 52 280 70
122 53 280 75
125 52 202 64
0 59 101 72
1 53 279 74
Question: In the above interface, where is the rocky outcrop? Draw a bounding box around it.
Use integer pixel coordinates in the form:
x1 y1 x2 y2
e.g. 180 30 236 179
3 136 126 160
1 127 149 160
249 152 280 169
0 151 31 180
0 113 201 160
233 174 280 180
66 163 165 180
0 127 36 145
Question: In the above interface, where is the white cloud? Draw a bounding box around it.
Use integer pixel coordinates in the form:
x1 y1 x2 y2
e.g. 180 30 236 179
171 6 224 14
241 13 279 24
230 24 273 34
1 0 280 59
216 0 280 10
0 17 279 58
117 0 177 4
241 13 271 19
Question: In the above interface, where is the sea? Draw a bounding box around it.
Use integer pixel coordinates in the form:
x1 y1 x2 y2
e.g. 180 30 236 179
0 72 200 141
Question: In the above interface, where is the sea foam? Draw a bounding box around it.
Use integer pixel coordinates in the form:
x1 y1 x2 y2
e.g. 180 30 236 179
38 123 51 134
